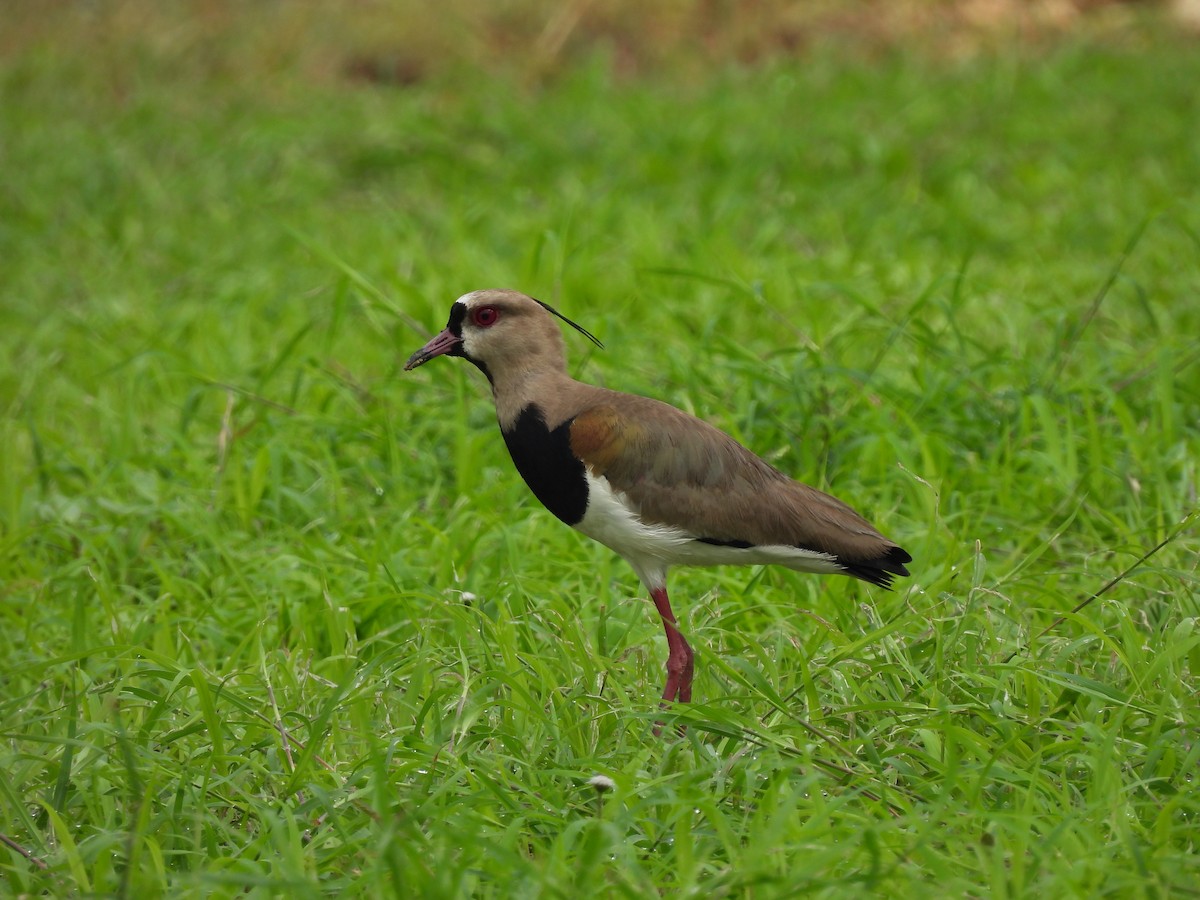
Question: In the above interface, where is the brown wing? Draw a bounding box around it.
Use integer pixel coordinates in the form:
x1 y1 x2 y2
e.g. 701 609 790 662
568 396 910 580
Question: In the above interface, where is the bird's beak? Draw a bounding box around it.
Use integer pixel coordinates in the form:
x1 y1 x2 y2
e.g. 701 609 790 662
404 328 461 371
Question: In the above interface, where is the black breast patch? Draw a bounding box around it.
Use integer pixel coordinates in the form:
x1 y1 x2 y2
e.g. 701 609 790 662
501 405 589 526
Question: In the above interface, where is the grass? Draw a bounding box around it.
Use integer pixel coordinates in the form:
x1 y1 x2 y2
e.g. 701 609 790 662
2 5 1199 896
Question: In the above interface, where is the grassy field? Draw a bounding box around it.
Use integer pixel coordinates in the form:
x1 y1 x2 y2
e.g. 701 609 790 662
2 4 1199 896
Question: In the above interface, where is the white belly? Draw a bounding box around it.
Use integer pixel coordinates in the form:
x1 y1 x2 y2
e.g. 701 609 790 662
573 471 842 591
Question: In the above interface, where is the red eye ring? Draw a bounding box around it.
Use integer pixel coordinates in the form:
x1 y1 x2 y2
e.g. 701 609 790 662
471 306 500 328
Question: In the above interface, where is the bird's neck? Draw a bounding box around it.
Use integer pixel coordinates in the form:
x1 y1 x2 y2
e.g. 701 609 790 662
492 367 585 431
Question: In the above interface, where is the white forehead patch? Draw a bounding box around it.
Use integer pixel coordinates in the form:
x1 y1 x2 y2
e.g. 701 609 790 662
454 291 488 307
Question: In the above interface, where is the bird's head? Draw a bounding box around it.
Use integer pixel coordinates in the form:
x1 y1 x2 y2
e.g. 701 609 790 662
404 289 601 383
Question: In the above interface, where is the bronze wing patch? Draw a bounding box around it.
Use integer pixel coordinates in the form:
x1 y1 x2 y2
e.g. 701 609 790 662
568 405 633 477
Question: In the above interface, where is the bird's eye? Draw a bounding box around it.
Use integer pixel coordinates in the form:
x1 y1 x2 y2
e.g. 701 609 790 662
471 306 500 328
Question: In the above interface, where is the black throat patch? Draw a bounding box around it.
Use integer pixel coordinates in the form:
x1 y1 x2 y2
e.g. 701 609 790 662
501 405 588 526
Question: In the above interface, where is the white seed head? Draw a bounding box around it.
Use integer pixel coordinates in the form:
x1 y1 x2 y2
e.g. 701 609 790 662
588 775 616 793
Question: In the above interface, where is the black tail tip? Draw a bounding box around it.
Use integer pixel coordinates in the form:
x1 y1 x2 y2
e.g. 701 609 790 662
841 545 912 589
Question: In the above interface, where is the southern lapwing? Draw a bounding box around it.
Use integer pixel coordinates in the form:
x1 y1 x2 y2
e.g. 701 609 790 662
405 289 911 718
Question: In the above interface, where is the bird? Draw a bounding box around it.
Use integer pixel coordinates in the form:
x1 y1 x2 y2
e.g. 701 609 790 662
405 289 911 718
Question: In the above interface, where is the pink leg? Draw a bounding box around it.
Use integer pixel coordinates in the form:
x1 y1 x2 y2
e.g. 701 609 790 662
650 586 694 706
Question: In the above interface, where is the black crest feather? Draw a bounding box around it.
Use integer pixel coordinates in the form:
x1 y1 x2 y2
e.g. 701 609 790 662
533 299 604 350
